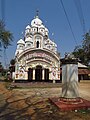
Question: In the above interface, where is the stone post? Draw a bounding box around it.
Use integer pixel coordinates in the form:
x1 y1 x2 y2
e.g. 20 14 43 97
61 58 79 98
42 69 44 80
33 69 35 80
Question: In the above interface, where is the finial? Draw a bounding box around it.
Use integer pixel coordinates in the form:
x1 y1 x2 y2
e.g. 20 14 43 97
36 9 39 18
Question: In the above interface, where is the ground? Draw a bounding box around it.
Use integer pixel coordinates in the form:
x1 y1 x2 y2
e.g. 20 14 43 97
0 80 90 120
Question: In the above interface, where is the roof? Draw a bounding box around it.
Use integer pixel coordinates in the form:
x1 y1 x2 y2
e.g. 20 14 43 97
25 37 32 42
60 68 90 75
26 25 31 29
30 15 48 31
31 16 43 26
78 62 87 68
17 39 25 45
78 69 90 75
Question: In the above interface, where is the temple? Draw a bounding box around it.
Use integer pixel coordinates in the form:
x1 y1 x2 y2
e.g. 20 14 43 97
14 13 60 82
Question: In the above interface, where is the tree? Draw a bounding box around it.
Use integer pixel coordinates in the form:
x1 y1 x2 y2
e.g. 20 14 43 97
10 59 16 66
0 62 3 72
0 20 13 49
72 45 87 64
72 31 90 66
83 32 90 64
9 59 15 72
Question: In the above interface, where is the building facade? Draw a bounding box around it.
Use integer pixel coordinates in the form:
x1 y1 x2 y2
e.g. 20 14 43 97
15 14 60 82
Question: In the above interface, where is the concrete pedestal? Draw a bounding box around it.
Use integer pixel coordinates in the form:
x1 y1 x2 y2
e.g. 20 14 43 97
62 64 79 98
49 58 90 111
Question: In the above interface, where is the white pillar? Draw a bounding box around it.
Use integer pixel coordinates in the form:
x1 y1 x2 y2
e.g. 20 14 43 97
62 59 79 98
33 69 35 80
53 80 56 83
42 69 44 80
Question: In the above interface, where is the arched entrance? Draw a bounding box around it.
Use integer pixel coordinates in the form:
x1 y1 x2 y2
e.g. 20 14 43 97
28 68 33 81
44 68 49 81
35 65 42 81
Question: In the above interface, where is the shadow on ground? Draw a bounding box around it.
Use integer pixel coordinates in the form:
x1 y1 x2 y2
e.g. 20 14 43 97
0 82 90 120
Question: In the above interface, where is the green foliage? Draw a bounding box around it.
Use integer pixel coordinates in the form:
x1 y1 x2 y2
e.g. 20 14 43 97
0 20 13 69
83 32 90 63
72 31 90 65
0 63 8 77
9 59 15 72
73 46 87 64
10 59 16 65
0 20 13 49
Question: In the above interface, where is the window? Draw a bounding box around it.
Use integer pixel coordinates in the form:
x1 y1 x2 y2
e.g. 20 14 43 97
36 36 41 48
36 41 39 48
19 45 23 49
27 43 31 47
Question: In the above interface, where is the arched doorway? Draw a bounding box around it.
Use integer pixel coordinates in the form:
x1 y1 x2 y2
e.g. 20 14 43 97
28 68 33 81
35 65 42 81
44 68 49 81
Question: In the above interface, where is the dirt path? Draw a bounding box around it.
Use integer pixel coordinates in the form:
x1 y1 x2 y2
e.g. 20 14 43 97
0 82 90 120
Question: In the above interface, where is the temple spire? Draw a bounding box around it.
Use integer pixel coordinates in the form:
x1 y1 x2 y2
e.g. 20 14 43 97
36 9 39 18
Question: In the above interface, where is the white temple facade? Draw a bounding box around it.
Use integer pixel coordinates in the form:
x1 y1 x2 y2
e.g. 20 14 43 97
15 14 60 82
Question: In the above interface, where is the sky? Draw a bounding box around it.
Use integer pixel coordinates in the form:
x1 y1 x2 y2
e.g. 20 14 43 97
0 0 90 67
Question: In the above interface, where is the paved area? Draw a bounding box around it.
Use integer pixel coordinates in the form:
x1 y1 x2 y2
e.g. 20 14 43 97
0 81 90 120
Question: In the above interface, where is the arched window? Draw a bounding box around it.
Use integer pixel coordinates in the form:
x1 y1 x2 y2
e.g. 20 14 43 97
36 41 39 48
36 36 41 48
27 43 31 47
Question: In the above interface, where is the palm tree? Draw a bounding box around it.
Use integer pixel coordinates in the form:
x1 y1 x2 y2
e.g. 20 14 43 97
0 20 13 49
